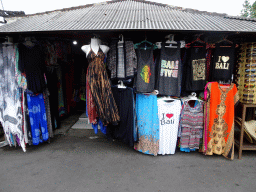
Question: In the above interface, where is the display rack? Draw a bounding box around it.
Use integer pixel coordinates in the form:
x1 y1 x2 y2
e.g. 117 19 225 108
235 103 256 159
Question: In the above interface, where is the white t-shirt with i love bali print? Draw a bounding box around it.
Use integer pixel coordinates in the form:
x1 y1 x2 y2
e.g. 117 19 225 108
157 99 181 155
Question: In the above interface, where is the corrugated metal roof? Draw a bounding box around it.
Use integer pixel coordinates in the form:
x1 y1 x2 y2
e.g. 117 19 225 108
1 0 256 33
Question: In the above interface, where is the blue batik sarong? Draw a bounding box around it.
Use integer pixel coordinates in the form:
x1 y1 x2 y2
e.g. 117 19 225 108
26 92 48 145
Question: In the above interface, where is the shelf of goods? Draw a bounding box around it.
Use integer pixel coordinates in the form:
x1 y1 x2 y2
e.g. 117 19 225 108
235 43 256 159
237 43 256 104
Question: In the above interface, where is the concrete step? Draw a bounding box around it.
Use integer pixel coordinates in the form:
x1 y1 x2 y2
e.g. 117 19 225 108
79 112 88 119
71 119 92 129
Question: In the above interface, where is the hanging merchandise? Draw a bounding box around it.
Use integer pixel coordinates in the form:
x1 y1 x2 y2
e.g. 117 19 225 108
203 82 239 160
157 97 181 155
180 94 204 152
22 90 29 144
107 35 137 80
64 56 76 114
134 93 159 156
206 47 213 81
43 41 57 66
92 120 107 135
18 38 46 94
184 39 207 91
15 45 27 89
81 37 120 125
56 65 66 117
155 41 182 96
0 44 25 151
236 42 256 104
210 40 235 84
43 89 53 138
107 86 135 147
86 74 98 124
55 41 64 60
135 40 156 93
45 66 60 129
26 92 49 145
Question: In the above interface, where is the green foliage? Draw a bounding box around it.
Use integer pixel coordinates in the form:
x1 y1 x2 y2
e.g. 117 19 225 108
241 0 252 17
251 1 256 18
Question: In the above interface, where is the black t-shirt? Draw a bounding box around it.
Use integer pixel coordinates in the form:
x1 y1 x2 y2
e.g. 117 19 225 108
135 46 155 93
185 46 206 91
211 43 235 83
155 43 182 96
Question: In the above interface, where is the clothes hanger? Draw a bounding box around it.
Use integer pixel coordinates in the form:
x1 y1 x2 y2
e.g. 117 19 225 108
23 37 36 47
2 36 13 45
118 34 124 43
185 35 205 48
158 96 177 102
164 34 178 48
155 34 178 49
143 90 159 96
134 39 158 50
215 36 233 47
117 80 126 89
183 92 203 103
118 34 124 48
218 80 231 89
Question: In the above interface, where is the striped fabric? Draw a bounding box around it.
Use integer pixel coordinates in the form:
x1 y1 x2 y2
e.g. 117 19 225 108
180 101 204 151
107 40 137 80
86 48 120 125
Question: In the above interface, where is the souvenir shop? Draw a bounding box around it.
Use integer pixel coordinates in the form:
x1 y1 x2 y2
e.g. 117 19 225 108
0 30 256 160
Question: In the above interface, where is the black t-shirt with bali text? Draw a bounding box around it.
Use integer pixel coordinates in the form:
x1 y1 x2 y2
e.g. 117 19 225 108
211 43 235 83
155 43 182 96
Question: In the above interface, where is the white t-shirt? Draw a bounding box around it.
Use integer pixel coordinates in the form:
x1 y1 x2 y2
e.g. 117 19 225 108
157 99 181 155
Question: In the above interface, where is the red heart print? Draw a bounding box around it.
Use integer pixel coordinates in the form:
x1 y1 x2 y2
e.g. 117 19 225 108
166 114 173 118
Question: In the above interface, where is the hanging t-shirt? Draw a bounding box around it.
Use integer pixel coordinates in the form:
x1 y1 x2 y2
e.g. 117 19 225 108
135 47 155 93
211 44 235 84
157 99 181 155
155 43 182 96
185 46 206 91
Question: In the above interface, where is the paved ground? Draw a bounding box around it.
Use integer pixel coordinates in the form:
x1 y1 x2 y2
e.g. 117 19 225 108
0 112 256 192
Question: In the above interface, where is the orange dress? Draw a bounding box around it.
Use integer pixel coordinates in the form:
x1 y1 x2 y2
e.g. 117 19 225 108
204 82 239 160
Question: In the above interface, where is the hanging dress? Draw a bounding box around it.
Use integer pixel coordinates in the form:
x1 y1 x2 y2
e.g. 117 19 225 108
108 86 135 147
134 93 159 156
86 45 120 125
204 82 239 160
180 100 204 152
